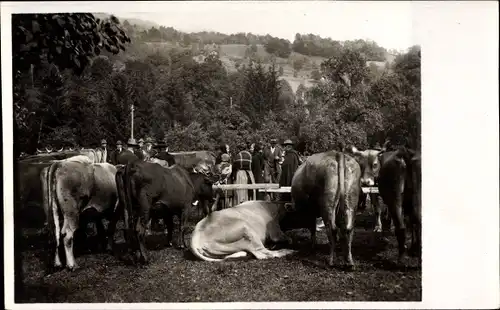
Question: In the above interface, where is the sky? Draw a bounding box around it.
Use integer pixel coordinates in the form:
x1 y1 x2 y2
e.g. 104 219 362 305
109 1 416 52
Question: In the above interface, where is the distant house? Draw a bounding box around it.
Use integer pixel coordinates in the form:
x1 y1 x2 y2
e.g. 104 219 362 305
192 50 219 64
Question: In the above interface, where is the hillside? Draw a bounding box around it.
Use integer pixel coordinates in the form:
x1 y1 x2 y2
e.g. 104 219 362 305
106 13 397 94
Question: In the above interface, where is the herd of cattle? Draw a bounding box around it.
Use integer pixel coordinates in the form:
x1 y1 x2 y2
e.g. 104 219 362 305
15 143 421 274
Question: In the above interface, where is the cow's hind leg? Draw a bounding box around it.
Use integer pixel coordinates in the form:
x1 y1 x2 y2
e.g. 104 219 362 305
371 194 383 232
136 190 152 265
243 228 294 259
61 210 80 271
387 194 407 265
408 208 421 258
340 188 359 270
106 199 121 252
163 211 174 247
321 192 339 267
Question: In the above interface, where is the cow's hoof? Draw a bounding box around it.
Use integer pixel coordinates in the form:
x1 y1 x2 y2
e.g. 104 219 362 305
327 258 335 267
408 246 421 257
345 264 356 271
397 255 408 267
166 242 173 248
106 244 114 253
373 226 382 233
67 264 79 272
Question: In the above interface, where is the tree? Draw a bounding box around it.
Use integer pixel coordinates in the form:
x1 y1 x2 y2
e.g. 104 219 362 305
310 69 321 81
13 13 130 153
321 48 368 88
264 37 292 58
293 58 305 73
13 14 130 79
278 66 284 76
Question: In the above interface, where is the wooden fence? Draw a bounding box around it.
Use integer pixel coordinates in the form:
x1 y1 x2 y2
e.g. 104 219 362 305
211 183 379 208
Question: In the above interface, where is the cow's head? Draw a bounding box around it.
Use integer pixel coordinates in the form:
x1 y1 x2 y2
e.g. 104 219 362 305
347 145 386 187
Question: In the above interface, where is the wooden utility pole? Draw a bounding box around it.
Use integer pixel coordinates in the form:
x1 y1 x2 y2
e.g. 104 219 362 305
130 104 135 140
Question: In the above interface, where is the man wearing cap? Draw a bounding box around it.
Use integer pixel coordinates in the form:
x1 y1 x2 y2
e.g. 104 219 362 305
279 139 302 201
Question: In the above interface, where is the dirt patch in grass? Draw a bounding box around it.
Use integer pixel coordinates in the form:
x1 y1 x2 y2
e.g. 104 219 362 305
15 212 421 303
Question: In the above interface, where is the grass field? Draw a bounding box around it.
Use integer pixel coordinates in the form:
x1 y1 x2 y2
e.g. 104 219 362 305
16 208 421 303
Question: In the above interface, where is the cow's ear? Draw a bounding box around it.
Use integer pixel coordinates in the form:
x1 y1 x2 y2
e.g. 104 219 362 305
347 145 362 156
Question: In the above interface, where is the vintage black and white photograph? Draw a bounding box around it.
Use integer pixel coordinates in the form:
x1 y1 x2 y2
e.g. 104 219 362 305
2 1 498 309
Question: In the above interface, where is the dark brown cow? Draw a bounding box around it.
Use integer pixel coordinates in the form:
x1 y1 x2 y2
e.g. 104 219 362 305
115 162 216 265
378 147 421 264
16 161 55 228
289 150 362 270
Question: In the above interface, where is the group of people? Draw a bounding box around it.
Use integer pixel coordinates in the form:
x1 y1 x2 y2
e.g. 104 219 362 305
96 137 175 166
214 138 304 204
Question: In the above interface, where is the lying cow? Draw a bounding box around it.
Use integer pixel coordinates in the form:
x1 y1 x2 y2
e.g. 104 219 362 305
115 162 215 265
42 156 118 271
289 150 362 270
378 147 421 264
190 200 296 261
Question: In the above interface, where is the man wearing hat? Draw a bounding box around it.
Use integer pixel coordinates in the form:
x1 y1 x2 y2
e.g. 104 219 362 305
279 139 302 201
110 140 124 165
97 139 108 163
154 140 176 166
143 137 157 160
114 138 140 165
263 138 284 198
134 138 146 160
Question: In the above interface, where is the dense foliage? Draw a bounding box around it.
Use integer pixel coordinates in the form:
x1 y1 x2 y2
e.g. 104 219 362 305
13 14 421 156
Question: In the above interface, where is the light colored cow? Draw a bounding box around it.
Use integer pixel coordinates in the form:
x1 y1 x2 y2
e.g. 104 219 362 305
79 148 107 164
190 200 296 261
42 156 117 271
290 151 362 270
348 146 387 232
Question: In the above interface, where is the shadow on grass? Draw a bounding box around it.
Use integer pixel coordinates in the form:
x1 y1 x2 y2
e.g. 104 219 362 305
16 282 71 303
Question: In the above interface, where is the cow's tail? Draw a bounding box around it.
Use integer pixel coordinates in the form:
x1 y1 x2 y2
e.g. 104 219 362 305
336 152 346 219
113 167 127 228
45 162 61 268
189 217 225 262
123 164 134 232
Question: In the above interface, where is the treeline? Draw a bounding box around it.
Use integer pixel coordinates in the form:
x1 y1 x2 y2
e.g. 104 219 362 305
13 13 420 157
121 19 388 61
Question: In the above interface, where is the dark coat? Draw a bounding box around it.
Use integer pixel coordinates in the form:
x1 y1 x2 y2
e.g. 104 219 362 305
251 152 265 184
156 151 176 167
279 149 301 187
115 149 139 165
263 145 284 169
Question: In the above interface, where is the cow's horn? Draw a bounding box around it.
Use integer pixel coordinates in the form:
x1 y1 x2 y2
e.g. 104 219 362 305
381 139 390 152
210 192 220 213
